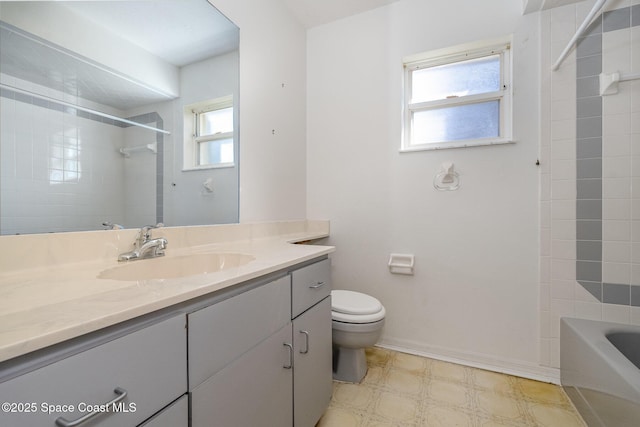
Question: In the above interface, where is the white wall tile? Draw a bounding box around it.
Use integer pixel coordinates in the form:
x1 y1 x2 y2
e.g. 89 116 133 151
603 88 631 116
603 199 631 220
552 239 576 259
575 281 600 302
541 228 551 256
551 279 576 299
603 134 631 157
632 242 640 263
603 220 632 241
602 29 631 75
603 303 631 323
551 139 576 160
540 283 551 311
552 258 576 280
602 241 631 263
551 179 576 200
603 261 631 283
552 219 576 240
540 310 551 338
632 27 640 74
551 118 576 141
575 301 602 320
551 298 575 337
552 200 576 219
541 201 552 228
603 113 631 138
603 177 631 199
631 263 640 283
632 82 640 112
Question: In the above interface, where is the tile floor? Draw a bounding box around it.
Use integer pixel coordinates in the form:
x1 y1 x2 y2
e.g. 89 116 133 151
317 347 586 427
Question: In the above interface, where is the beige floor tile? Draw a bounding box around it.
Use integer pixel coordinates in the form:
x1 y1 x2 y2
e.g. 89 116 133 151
529 403 587 426
517 377 570 406
476 390 527 421
331 382 375 409
365 347 393 367
422 404 476 427
360 364 386 386
471 368 518 395
428 379 470 408
390 351 429 376
316 406 365 427
373 391 420 422
430 359 469 383
382 368 424 395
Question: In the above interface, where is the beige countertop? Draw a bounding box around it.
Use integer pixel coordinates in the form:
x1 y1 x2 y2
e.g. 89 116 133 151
0 221 333 363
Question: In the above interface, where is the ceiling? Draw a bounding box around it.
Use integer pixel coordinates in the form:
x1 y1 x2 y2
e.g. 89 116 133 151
281 0 399 28
281 0 587 28
63 0 239 67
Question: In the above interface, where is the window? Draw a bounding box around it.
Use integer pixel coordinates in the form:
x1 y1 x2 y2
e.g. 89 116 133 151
184 95 234 170
402 38 512 151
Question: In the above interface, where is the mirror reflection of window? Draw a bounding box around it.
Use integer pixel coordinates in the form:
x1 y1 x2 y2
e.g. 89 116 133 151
186 95 235 169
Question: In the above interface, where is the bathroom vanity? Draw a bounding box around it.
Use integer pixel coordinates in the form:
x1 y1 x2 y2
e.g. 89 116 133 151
0 221 333 427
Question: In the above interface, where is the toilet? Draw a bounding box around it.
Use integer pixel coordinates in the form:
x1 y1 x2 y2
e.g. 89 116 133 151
331 290 386 383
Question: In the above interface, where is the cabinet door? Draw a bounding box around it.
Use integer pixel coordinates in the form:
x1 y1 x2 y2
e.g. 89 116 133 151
138 395 188 427
293 297 332 427
191 323 293 427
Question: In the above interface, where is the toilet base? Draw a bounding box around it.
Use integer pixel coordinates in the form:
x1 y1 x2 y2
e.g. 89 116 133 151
332 345 368 383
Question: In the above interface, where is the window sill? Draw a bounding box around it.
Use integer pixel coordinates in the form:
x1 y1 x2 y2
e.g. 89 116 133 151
182 163 235 172
400 138 514 152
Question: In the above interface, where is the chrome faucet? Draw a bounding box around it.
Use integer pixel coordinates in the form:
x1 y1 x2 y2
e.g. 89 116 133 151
118 223 168 261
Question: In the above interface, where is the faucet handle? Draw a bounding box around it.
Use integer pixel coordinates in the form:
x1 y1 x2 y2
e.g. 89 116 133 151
138 223 164 243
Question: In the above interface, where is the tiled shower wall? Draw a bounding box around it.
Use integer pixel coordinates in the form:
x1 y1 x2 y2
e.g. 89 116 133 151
0 77 164 234
540 0 640 368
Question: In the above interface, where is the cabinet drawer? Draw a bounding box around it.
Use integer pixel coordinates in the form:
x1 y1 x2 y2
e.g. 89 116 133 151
0 315 187 427
188 276 291 389
291 258 331 318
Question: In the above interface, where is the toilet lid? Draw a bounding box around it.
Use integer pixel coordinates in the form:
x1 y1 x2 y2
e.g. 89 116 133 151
331 290 383 315
332 306 386 323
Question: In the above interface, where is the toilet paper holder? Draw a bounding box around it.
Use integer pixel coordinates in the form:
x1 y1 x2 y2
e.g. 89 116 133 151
388 253 414 275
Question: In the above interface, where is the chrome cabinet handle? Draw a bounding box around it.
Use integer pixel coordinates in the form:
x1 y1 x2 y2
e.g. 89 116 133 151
309 281 325 289
283 343 293 369
55 387 127 427
299 330 310 354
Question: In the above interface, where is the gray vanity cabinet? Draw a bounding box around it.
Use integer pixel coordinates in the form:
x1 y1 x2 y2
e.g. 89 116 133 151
291 258 333 427
0 315 187 427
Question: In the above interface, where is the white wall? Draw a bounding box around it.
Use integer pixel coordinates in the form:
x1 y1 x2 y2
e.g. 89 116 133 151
307 0 547 379
211 0 308 222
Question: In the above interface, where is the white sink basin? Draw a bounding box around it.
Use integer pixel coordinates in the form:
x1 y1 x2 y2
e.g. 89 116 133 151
98 253 255 281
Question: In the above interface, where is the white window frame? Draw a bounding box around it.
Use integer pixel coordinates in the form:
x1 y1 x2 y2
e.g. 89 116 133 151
401 37 513 152
183 95 234 171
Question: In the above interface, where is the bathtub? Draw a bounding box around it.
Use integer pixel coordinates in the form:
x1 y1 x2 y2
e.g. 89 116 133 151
561 318 640 427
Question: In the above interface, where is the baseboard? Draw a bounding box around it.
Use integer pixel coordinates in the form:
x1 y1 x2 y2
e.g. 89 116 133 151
377 338 560 384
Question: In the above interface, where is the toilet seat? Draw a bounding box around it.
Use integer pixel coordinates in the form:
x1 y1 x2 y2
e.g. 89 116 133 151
331 290 385 323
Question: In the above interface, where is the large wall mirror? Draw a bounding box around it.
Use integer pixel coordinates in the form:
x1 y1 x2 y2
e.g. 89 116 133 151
0 0 239 235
